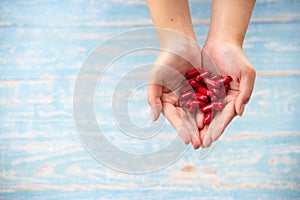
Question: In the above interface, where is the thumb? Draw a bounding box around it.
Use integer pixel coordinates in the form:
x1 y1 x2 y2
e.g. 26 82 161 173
235 67 256 116
147 83 163 121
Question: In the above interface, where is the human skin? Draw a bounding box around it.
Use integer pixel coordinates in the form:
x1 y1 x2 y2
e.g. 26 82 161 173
146 0 256 148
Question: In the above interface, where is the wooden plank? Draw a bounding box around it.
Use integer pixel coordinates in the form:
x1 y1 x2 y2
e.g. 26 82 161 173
0 75 299 135
0 0 299 26
0 23 299 80
0 0 300 199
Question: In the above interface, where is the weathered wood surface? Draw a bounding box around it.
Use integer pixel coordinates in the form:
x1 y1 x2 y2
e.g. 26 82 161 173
0 0 300 199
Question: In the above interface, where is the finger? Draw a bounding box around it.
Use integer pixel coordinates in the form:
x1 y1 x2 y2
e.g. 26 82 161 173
162 104 192 145
147 83 163 121
192 131 201 149
235 67 256 116
196 111 204 129
201 101 236 147
199 125 209 147
210 101 236 141
185 112 201 149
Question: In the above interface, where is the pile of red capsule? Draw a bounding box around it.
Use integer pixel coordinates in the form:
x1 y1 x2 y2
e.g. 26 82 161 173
179 67 232 125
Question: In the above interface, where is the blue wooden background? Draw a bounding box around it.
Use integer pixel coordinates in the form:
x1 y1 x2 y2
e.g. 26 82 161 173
1 0 300 199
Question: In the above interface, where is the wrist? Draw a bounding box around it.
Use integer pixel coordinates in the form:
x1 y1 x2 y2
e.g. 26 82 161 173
204 36 243 55
158 32 202 68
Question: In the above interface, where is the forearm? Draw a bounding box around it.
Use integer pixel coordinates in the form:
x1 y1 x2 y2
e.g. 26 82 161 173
146 0 197 48
207 0 256 48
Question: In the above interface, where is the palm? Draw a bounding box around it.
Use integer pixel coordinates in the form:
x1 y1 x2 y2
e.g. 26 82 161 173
148 50 203 148
199 44 256 147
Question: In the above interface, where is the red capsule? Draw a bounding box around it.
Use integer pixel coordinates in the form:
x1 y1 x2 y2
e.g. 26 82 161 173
180 85 193 94
201 102 224 113
188 104 197 114
190 100 207 108
178 91 193 101
218 76 232 85
214 101 225 112
212 88 220 96
182 78 196 86
201 103 214 113
210 94 218 102
200 71 211 78
197 87 212 97
204 77 220 89
191 93 209 102
203 112 213 125
183 99 192 108
211 75 222 80
190 80 202 89
195 74 202 82
185 68 204 79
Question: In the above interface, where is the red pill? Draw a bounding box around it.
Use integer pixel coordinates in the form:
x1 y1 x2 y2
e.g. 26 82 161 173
195 75 202 82
214 101 225 112
204 77 220 89
212 88 220 96
190 80 202 89
210 94 218 102
198 87 212 97
191 93 209 102
203 112 213 125
211 75 222 80
185 68 204 79
182 78 197 86
178 91 193 101
188 104 197 114
218 76 232 85
180 85 193 94
200 71 211 78
201 103 214 113
190 100 207 108
201 101 224 113
183 99 192 108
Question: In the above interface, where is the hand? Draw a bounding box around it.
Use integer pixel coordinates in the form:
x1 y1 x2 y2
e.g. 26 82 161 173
199 40 256 147
147 44 205 149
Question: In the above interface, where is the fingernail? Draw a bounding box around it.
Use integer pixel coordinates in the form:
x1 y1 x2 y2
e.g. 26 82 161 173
151 104 162 121
150 107 155 121
240 104 245 116
202 136 212 148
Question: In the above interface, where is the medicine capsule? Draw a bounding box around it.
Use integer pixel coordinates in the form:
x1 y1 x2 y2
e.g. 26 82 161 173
188 104 197 114
190 100 207 108
198 87 212 97
200 71 211 78
185 67 204 79
212 88 220 96
180 85 193 94
190 80 202 89
178 91 193 101
201 103 214 113
211 75 222 80
210 94 218 102
204 77 220 89
203 112 213 125
214 101 225 112
184 99 192 108
191 93 209 102
218 76 232 85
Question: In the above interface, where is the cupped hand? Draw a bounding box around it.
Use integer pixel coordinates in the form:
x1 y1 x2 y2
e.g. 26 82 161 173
147 45 205 149
199 41 256 147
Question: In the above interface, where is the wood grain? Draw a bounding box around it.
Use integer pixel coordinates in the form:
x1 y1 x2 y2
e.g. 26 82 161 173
0 0 300 199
